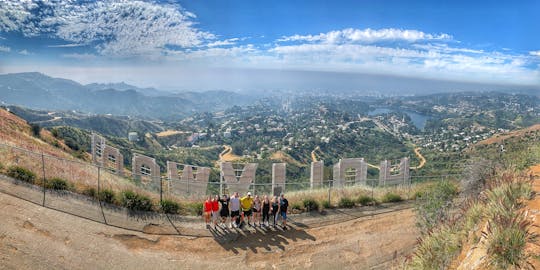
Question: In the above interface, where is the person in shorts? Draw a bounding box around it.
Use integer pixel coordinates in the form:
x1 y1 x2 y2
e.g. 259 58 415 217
240 192 254 226
271 196 279 227
219 194 230 228
211 195 220 229
253 194 262 226
203 196 212 228
229 192 241 228
279 193 289 229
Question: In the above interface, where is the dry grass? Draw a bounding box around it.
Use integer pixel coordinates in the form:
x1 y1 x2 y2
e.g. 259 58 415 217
285 182 432 208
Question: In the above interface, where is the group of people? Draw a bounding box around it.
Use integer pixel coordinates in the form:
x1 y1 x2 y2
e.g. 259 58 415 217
203 192 289 230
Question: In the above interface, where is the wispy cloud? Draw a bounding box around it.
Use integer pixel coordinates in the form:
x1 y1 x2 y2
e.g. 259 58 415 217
530 50 540 57
0 45 10 52
48 43 86 48
18 49 29 55
277 28 452 44
62 53 98 60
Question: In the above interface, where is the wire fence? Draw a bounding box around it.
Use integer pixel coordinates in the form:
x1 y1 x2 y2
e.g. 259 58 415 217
0 142 464 235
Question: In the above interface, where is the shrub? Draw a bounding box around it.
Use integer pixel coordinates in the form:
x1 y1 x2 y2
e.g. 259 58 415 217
408 224 462 269
414 180 459 231
30 123 41 137
98 189 116 204
7 166 36 184
357 195 377 206
484 216 533 270
321 200 332 209
381 192 403 203
160 199 180 214
184 202 203 216
46 177 70 191
291 202 303 211
0 162 4 172
338 197 355 208
302 198 319 212
82 187 97 198
120 190 153 212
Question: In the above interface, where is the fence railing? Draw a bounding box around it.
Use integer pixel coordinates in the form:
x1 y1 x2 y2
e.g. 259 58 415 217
0 142 462 235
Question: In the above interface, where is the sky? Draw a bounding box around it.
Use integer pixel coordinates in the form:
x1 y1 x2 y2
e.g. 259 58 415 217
0 0 539 91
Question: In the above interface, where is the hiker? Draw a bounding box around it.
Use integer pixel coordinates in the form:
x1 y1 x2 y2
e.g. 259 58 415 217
240 192 254 227
203 196 212 228
279 193 289 229
230 192 240 228
219 194 230 228
271 196 279 227
253 195 262 227
262 195 271 227
212 195 220 229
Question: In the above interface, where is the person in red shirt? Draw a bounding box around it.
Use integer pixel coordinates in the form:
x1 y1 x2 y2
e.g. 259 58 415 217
203 196 212 228
211 195 220 229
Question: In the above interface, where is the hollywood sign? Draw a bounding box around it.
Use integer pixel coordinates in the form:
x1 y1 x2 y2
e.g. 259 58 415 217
92 133 410 197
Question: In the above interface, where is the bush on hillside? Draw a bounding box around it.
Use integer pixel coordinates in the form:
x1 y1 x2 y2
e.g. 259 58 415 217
302 198 319 212
321 200 332 209
160 199 180 214
357 195 377 206
120 190 153 212
381 192 403 203
46 177 71 191
98 189 116 204
7 166 36 184
184 202 203 216
338 197 355 208
30 123 41 137
82 187 97 198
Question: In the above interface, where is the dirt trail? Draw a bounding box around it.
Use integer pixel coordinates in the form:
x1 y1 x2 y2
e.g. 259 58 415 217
219 145 242 162
526 164 540 269
0 192 418 269
410 148 426 170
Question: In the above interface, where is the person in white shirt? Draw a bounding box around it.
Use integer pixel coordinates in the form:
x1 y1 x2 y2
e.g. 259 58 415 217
229 192 240 228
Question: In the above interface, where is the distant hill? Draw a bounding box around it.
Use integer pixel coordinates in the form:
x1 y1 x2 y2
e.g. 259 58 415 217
6 105 164 138
0 72 255 120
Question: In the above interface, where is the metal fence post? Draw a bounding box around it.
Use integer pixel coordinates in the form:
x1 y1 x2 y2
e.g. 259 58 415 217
41 153 46 206
159 176 163 203
327 180 331 205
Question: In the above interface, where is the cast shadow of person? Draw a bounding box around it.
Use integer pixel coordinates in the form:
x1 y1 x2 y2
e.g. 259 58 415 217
208 224 316 255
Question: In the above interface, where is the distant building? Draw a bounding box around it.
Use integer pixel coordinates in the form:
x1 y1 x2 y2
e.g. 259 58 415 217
128 132 138 142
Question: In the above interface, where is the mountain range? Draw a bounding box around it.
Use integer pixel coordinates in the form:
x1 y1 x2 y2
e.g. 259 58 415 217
0 72 255 120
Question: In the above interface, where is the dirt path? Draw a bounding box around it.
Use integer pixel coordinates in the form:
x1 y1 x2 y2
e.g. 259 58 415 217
410 148 426 170
219 145 242 162
526 164 540 269
0 192 418 269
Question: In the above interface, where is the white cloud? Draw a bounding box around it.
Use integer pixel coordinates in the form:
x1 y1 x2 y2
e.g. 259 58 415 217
530 50 540 57
48 43 86 48
277 28 452 44
18 49 29 55
0 45 10 52
0 0 214 57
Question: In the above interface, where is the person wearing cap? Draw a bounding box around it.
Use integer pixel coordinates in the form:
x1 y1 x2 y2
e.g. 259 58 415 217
240 192 254 227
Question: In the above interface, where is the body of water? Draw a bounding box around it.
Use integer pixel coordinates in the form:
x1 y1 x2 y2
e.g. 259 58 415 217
368 108 430 130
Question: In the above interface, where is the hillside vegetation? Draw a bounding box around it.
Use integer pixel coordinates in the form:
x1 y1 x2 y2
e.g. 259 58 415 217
406 124 540 269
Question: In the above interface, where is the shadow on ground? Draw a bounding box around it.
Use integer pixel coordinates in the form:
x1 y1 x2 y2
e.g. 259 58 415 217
208 224 316 254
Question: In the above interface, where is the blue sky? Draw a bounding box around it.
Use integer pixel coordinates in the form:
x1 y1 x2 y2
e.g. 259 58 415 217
0 0 539 91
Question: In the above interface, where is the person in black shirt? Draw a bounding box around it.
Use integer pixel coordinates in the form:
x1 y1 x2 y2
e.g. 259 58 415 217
279 193 289 229
262 195 271 227
219 194 230 228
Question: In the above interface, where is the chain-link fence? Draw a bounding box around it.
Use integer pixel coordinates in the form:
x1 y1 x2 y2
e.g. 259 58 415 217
0 142 463 235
